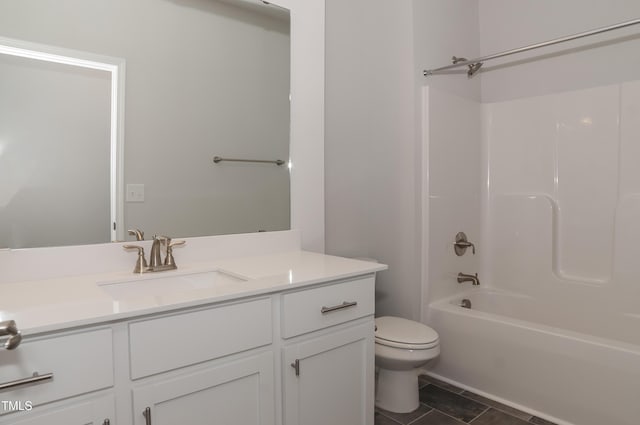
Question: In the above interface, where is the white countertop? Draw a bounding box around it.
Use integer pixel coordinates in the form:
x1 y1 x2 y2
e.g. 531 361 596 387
0 251 387 335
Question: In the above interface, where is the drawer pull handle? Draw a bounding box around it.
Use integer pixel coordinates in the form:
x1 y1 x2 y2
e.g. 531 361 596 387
143 406 152 425
0 372 53 392
0 320 22 350
291 359 300 376
321 301 358 314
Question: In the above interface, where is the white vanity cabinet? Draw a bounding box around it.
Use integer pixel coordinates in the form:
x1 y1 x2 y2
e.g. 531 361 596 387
1 270 377 425
127 298 275 425
281 276 376 425
132 352 274 425
0 328 115 424
8 396 115 425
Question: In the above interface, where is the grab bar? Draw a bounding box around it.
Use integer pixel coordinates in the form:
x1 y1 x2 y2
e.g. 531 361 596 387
212 156 285 166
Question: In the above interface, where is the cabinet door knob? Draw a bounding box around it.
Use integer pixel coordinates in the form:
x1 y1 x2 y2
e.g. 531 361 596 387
143 407 152 425
103 420 110 425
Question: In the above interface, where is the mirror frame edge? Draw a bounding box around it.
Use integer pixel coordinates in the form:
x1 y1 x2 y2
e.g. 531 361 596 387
0 0 325 253
272 0 325 253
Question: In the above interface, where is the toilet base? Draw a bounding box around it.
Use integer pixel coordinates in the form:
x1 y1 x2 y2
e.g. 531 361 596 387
375 368 420 413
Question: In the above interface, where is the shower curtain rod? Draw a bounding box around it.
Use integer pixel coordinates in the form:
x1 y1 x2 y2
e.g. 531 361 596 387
423 17 640 77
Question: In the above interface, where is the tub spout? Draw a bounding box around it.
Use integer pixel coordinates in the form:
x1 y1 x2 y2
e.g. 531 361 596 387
457 272 480 286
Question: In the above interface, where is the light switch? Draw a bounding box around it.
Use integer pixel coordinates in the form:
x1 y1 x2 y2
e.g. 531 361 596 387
126 184 145 202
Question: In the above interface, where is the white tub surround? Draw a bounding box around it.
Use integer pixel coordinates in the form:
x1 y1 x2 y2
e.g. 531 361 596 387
0 231 386 425
421 74 640 425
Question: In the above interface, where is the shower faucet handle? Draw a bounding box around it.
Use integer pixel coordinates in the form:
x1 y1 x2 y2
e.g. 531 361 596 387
453 232 475 256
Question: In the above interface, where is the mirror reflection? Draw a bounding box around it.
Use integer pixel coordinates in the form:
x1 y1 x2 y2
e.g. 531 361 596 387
0 0 291 249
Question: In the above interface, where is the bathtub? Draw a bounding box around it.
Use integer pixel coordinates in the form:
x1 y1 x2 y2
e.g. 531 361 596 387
427 289 640 425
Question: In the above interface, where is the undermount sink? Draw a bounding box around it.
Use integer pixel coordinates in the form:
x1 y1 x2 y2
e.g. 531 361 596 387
97 270 247 299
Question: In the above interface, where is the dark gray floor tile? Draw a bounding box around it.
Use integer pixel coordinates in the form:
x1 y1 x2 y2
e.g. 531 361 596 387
472 408 531 425
461 391 532 421
530 417 557 425
419 375 465 394
375 410 402 425
419 384 487 422
412 410 467 425
376 404 433 425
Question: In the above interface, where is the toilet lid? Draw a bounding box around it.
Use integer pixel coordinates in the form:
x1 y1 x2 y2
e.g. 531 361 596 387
375 316 439 349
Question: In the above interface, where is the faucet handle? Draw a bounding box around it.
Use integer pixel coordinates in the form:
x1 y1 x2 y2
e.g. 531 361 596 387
168 240 185 248
156 235 172 248
164 240 186 267
123 245 149 273
127 229 145 241
454 232 475 256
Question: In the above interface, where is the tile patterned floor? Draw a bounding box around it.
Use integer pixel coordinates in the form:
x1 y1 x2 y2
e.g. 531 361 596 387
374 375 558 425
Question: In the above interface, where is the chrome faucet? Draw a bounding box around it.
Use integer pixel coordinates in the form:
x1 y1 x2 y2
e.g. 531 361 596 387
149 235 164 268
124 234 186 274
457 272 480 286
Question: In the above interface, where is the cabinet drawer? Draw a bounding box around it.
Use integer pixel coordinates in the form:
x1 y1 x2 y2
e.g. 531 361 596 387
129 298 272 379
0 328 114 414
281 275 375 338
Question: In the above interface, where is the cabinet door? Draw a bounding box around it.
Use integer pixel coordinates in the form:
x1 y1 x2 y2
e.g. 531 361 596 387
2 395 114 425
283 321 374 425
133 351 274 425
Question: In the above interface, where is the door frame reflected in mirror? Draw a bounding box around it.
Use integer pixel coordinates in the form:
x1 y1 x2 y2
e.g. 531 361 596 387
0 36 126 242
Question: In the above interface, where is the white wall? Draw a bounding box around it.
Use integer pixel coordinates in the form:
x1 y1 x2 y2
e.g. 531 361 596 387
413 0 481 102
325 0 420 318
325 0 481 320
0 0 291 243
479 0 640 102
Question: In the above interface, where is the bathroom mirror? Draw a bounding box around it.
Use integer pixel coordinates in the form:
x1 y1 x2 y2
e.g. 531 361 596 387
0 0 291 249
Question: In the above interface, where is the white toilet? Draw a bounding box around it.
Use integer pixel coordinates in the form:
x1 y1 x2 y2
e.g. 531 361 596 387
374 316 440 413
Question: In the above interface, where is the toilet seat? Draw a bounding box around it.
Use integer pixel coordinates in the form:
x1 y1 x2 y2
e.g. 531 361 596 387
375 316 439 350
